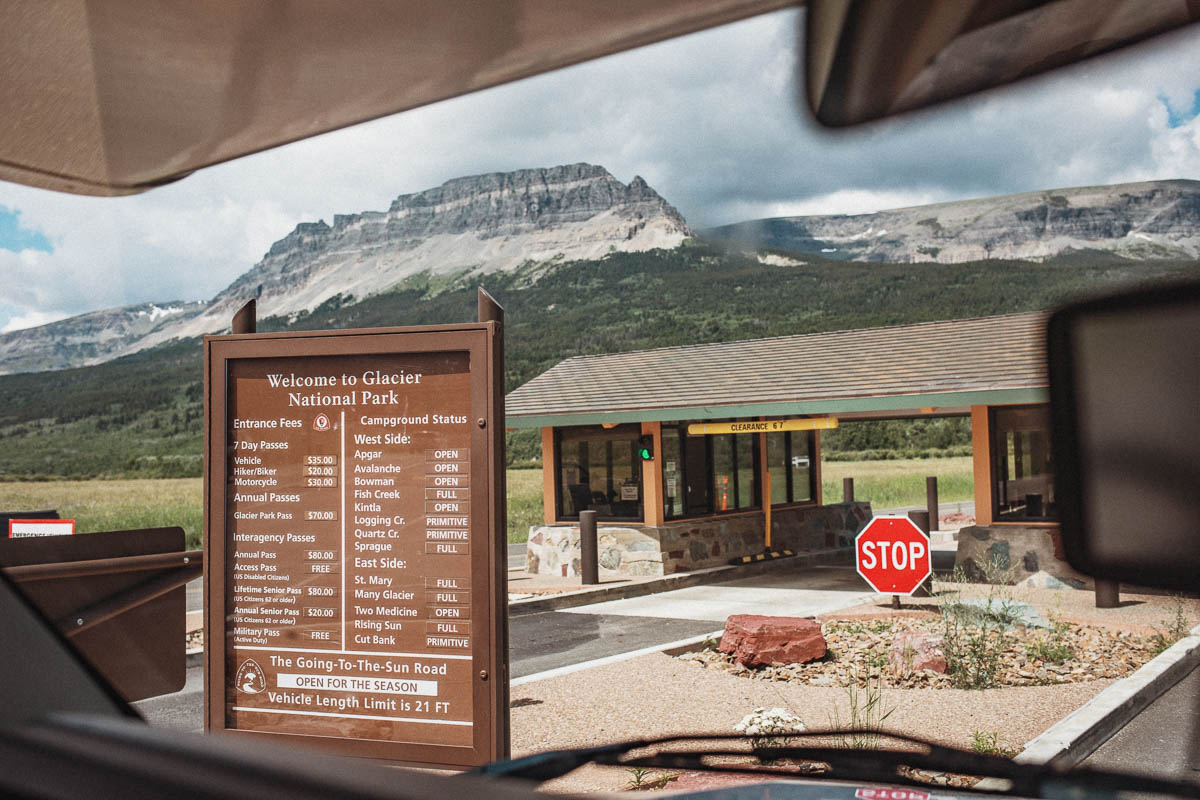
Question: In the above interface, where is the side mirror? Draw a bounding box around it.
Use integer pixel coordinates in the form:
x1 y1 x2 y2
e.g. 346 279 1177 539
1047 281 1200 591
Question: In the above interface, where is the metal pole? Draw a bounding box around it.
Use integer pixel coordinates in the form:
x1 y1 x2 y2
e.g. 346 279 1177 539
843 477 854 503
1095 579 1120 609
926 476 939 532
579 510 599 585
763 459 772 550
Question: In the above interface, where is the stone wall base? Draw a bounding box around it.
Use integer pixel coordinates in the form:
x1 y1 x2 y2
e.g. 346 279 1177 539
954 525 1094 589
526 502 872 578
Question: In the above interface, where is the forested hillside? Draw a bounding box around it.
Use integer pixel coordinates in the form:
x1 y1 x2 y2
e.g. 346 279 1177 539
2 241 1196 478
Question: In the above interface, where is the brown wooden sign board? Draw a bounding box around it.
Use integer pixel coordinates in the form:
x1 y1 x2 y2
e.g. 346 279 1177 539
0 527 186 702
203 322 508 768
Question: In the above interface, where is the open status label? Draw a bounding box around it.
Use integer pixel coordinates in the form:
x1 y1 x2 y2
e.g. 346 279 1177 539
223 352 476 746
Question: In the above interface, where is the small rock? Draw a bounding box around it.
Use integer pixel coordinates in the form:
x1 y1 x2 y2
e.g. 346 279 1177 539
889 631 948 675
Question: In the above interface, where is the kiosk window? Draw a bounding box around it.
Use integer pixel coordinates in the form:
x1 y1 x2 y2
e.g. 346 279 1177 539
766 429 815 505
991 405 1056 522
767 433 789 504
712 435 734 511
661 427 684 518
557 425 643 520
790 431 814 503
661 422 814 519
736 434 757 509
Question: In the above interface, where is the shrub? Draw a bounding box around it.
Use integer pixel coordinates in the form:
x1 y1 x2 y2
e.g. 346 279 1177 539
1151 594 1195 655
828 676 895 749
970 730 1020 758
938 561 1016 690
1025 613 1073 665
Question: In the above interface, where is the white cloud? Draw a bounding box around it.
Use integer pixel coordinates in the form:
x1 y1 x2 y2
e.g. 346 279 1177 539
717 189 943 223
2 9 1200 332
1 308 70 333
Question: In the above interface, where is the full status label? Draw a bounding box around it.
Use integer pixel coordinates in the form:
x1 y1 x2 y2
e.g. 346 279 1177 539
224 352 475 746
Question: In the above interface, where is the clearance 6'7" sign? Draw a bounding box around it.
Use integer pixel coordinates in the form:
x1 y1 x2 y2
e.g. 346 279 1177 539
686 417 838 435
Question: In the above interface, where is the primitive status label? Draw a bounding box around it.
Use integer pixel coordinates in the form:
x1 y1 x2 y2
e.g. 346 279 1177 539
224 351 474 746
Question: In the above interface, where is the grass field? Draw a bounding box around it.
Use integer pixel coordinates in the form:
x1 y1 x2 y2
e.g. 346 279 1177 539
506 468 544 543
0 457 971 550
821 455 974 510
0 478 205 549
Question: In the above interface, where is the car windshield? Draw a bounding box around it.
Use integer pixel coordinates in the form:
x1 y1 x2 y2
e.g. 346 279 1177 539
0 6 1198 797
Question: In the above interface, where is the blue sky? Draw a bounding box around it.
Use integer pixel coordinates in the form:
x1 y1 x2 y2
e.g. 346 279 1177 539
1162 89 1200 128
0 207 51 253
2 8 1200 333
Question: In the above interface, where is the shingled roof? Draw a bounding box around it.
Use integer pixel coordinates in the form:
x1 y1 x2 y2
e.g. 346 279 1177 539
506 312 1049 428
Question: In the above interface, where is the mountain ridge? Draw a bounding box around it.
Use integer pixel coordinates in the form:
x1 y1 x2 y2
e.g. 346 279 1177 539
5 171 1200 376
0 163 690 374
162 162 691 345
702 179 1200 263
0 300 206 375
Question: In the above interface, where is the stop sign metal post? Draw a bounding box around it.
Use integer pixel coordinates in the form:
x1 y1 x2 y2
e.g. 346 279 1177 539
855 515 932 604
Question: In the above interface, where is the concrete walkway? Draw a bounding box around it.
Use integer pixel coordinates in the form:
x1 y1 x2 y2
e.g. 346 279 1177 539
559 566 873 623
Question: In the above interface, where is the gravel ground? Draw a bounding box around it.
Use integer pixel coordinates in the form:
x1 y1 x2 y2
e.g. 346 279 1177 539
509 585 1198 795
825 583 1199 636
510 651 1112 795
682 618 1157 688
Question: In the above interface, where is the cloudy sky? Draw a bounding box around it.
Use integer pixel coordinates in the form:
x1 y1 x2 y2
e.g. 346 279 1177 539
3 8 1200 333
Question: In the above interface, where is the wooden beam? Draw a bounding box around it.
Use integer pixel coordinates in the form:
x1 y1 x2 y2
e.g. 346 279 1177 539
540 427 556 524
812 429 823 506
759 430 770 548
640 421 664 527
971 405 993 526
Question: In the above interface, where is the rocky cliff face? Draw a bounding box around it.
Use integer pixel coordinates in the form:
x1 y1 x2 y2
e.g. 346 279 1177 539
703 180 1200 263
0 164 690 373
163 163 691 342
0 301 206 375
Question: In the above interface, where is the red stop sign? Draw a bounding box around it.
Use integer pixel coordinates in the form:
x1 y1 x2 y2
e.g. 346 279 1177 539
855 515 931 595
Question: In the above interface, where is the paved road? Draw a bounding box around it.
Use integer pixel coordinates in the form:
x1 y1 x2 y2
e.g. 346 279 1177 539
880 500 976 518
135 664 204 732
1082 664 1200 795
510 611 718 678
508 542 526 571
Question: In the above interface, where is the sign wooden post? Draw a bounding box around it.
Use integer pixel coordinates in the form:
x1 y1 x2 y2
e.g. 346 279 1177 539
203 297 508 768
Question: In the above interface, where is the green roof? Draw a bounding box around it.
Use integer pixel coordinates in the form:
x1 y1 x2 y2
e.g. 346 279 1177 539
505 312 1048 428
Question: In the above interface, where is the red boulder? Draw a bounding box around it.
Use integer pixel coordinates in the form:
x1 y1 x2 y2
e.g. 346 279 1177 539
719 615 826 667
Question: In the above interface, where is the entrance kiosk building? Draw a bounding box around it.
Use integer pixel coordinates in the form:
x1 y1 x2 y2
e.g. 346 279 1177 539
506 312 1067 582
